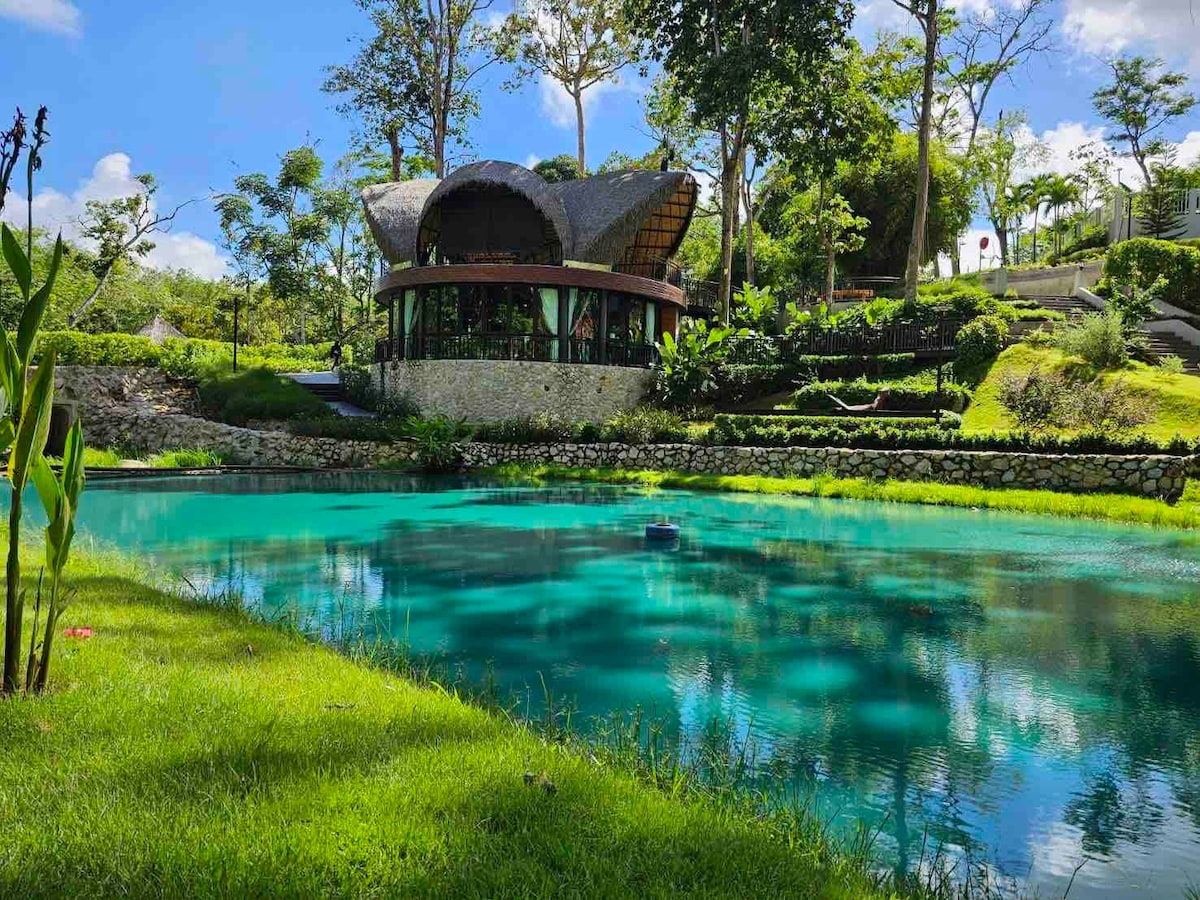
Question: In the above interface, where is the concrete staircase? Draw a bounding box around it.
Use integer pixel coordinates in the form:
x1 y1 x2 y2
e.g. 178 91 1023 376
284 372 375 418
1026 296 1200 373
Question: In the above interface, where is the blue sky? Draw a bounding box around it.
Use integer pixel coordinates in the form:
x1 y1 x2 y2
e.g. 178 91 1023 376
3 0 1200 276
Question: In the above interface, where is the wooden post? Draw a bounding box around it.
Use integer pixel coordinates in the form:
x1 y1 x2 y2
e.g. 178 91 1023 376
597 290 609 365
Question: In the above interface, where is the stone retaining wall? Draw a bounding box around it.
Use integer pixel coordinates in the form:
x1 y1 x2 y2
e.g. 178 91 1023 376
461 441 1192 499
86 413 417 469
371 358 652 423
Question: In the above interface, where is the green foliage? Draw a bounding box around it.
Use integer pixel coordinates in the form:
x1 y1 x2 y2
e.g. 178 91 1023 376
1053 311 1132 369
599 407 687 444
196 368 331 426
997 365 1151 433
708 412 1186 455
653 321 745 409
1105 237 1200 312
731 283 778 333
1106 268 1163 329
792 372 972 412
31 331 343 376
954 315 1009 370
834 132 974 276
532 154 583 183
288 417 398 442
1136 164 1188 240
1050 225 1109 266
1158 354 1186 374
149 448 225 468
404 416 463 471
714 413 958 433
339 363 378 410
471 407 687 445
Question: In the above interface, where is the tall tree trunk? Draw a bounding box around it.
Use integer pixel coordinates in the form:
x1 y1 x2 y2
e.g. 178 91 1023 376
573 87 586 175
905 0 939 303
387 128 402 181
741 147 756 286
718 159 740 326
1032 206 1040 260
68 265 115 327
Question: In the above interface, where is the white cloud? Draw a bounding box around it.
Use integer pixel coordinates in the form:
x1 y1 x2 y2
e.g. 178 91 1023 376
1012 120 1108 182
538 73 633 130
0 0 81 36
1174 130 1200 166
1062 0 1200 73
2 152 229 279
524 153 542 170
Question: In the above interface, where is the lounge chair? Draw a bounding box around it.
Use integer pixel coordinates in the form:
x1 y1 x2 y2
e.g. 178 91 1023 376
827 387 891 414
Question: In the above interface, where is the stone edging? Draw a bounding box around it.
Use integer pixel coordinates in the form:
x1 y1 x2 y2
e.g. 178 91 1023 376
459 442 1194 499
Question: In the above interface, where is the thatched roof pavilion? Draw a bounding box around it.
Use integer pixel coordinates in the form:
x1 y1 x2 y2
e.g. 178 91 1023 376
362 160 705 374
137 315 185 344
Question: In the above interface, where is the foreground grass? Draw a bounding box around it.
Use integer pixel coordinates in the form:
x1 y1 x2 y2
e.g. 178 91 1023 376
963 344 1200 440
50 447 225 469
0 547 893 899
489 464 1200 529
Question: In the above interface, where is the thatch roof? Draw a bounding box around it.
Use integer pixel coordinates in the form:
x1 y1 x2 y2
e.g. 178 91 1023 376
554 170 696 266
137 315 185 344
418 161 573 261
362 179 441 265
361 162 697 268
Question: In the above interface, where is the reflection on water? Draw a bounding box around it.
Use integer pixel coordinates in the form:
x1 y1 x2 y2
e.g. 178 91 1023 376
73 473 1200 897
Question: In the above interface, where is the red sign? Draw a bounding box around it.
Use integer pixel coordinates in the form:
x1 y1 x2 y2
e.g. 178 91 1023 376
979 236 990 250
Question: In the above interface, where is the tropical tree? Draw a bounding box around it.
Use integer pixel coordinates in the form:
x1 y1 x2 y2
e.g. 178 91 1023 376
885 0 940 300
1136 161 1187 240
325 0 506 179
216 147 329 344
65 174 192 327
533 154 582 183
1019 173 1053 261
497 0 641 174
627 0 855 321
972 112 1042 266
1092 56 1196 188
1044 174 1081 256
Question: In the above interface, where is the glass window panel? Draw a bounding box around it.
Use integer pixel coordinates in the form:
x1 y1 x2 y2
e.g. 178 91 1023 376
438 286 457 334
421 288 439 334
606 293 625 342
628 298 646 344
460 285 485 334
485 285 509 333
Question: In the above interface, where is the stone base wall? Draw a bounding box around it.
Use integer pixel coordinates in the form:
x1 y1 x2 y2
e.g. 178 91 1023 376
87 413 417 469
371 359 652 423
461 441 1192 499
54 365 197 416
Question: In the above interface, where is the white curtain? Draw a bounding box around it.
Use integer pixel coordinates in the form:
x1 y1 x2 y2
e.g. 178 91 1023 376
539 287 560 360
645 301 657 345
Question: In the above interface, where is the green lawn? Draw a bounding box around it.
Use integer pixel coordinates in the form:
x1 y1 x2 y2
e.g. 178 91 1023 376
489 464 1200 530
963 344 1200 441
0 546 892 899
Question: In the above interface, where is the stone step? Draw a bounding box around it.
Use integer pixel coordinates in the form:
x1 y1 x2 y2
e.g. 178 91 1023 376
1138 331 1200 373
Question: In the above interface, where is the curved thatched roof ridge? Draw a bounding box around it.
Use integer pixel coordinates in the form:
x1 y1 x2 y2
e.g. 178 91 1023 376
361 180 441 264
420 160 574 257
554 170 696 265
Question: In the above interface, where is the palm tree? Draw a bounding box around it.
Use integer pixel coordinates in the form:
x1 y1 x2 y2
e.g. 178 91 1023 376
1045 174 1081 257
1004 182 1032 265
1021 174 1053 262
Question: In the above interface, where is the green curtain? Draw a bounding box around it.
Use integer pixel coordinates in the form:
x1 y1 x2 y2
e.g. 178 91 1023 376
539 287 560 361
404 289 418 332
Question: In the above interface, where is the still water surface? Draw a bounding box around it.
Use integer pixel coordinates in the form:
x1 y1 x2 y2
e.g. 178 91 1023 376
74 473 1200 897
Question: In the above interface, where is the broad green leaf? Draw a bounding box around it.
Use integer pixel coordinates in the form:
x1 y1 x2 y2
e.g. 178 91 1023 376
30 454 62 524
9 350 57 490
0 418 14 456
0 330 19 406
63 419 85 507
17 234 63 362
1 224 31 298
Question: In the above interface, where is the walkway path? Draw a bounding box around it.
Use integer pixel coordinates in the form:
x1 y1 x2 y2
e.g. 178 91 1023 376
283 372 375 418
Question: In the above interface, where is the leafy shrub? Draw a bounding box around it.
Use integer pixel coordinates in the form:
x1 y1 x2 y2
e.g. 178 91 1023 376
1105 238 1200 313
1106 268 1164 328
340 364 377 411
196 368 331 425
712 364 795 404
1058 247 1108 265
288 417 398 442
403 416 462 471
955 315 1009 369
600 407 687 444
471 412 582 444
998 367 1066 431
1049 225 1108 265
654 322 745 409
1158 354 1186 374
792 373 971 412
150 448 224 468
32 331 344 377
1053 311 1131 369
705 416 1193 456
377 392 421 421
714 413 959 433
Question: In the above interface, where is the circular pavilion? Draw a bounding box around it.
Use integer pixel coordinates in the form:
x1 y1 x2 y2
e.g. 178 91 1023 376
362 160 702 422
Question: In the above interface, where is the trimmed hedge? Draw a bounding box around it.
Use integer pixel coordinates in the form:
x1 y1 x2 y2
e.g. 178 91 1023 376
470 408 688 445
792 377 972 412
714 414 959 432
32 331 344 376
1105 238 1200 312
707 417 1198 456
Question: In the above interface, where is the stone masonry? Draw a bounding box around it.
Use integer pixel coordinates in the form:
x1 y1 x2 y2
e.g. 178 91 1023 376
461 442 1194 499
371 358 653 423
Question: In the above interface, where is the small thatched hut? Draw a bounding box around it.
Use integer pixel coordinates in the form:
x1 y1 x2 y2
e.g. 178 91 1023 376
137 315 185 345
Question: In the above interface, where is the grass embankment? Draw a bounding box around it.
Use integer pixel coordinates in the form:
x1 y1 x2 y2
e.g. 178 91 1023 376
0 547 891 898
963 344 1200 441
490 464 1200 529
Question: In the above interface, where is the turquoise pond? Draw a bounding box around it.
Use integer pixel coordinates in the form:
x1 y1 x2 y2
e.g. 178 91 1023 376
67 472 1200 897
